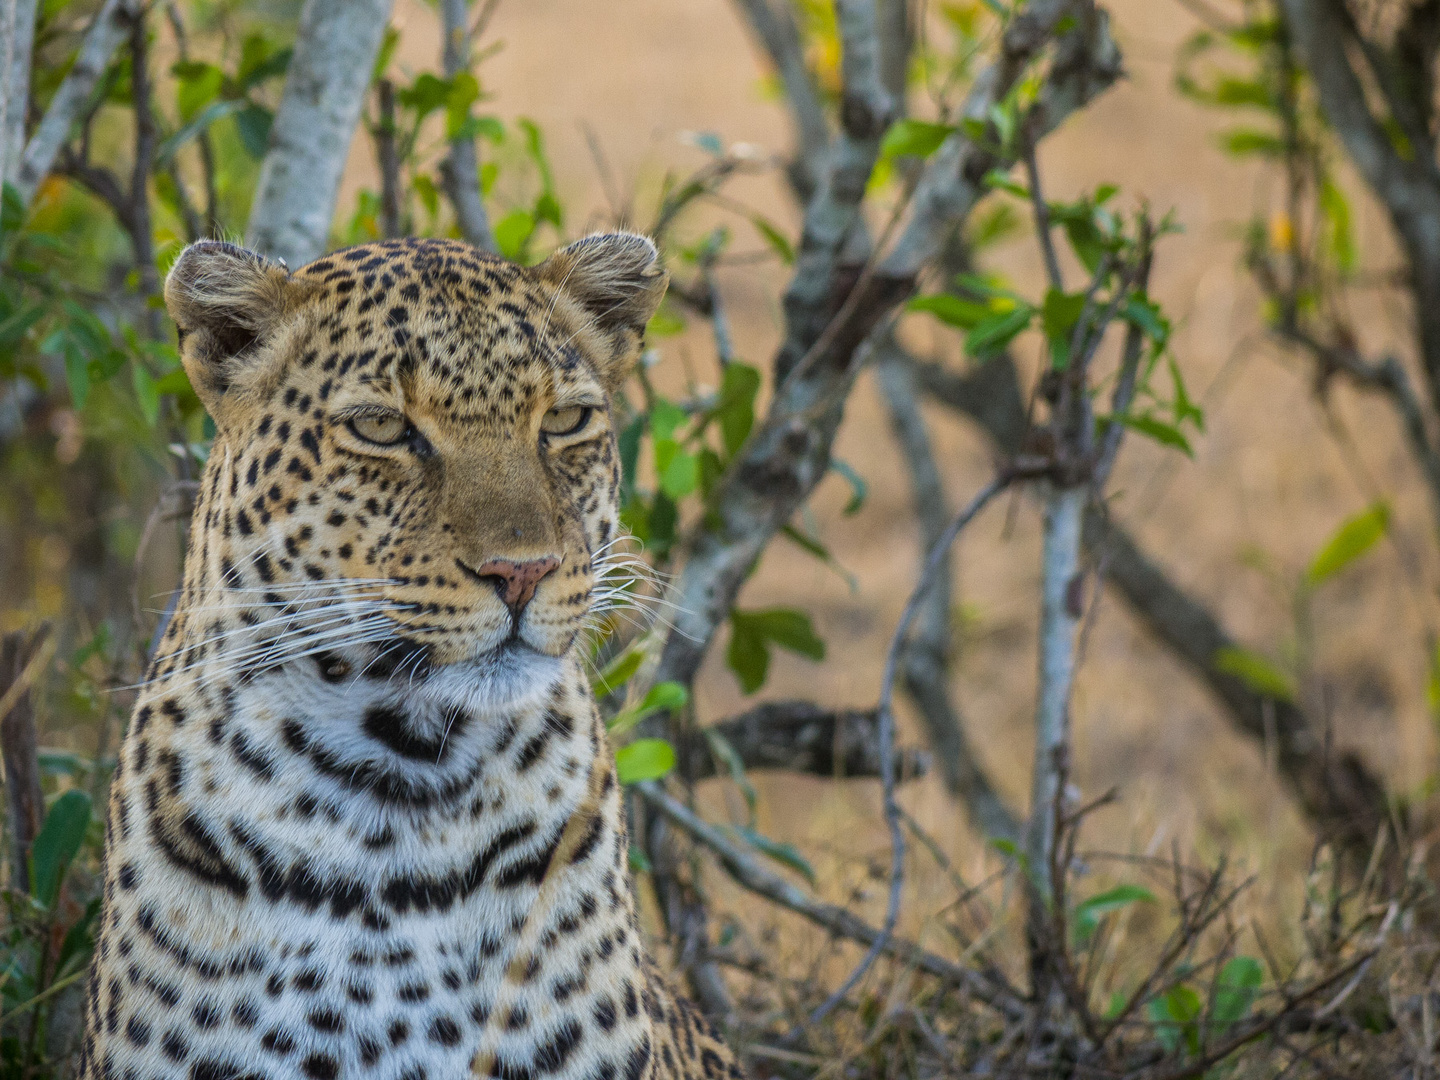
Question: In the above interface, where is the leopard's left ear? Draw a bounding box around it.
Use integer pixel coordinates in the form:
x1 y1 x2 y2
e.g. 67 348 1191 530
536 232 668 388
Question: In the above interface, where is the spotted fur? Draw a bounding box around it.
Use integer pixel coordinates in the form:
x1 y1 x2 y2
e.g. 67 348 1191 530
79 236 743 1080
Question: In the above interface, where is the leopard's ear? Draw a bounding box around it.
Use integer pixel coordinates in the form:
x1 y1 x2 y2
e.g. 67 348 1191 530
164 241 311 415
536 232 668 388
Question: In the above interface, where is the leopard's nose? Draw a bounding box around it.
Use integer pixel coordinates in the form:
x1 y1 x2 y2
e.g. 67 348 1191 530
457 556 560 618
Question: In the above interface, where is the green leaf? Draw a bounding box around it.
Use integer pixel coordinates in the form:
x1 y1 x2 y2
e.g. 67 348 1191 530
716 362 761 457
1122 295 1170 346
233 105 274 159
1041 288 1088 366
615 738 676 784
747 609 825 659
907 293 991 330
30 790 92 909
750 215 794 264
1307 502 1389 587
964 304 1033 359
132 363 160 425
1073 884 1155 943
727 609 825 693
659 450 698 499
982 168 1028 198
593 650 644 699
173 61 223 121
372 26 401 81
1117 413 1194 457
156 98 246 165
650 399 687 442
237 35 292 87
63 339 90 409
1061 214 1108 274
733 826 816 885
398 72 453 119
494 209 536 261
830 459 867 515
704 729 756 821
608 682 689 737
646 305 686 338
618 416 643 495
726 614 771 694
1212 956 1263 1029
880 119 954 160
1319 178 1356 274
1219 128 1286 157
1214 646 1296 702
628 844 652 872
1148 984 1204 1055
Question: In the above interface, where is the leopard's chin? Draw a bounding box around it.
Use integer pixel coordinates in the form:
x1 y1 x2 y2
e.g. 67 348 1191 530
417 640 567 717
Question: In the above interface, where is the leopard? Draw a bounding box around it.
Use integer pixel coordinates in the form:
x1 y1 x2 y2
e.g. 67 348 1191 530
78 233 745 1080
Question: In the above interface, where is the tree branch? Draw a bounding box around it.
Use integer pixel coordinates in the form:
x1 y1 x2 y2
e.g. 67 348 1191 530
14 0 138 208
907 346 1394 869
655 0 1120 696
1280 0 1440 414
245 0 396 267
874 343 1022 841
729 0 831 193
439 0 496 253
634 779 1028 1022
675 700 929 782
2 0 36 186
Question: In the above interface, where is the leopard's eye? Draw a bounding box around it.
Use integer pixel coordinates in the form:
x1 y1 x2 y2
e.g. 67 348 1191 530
347 412 409 445
540 405 592 437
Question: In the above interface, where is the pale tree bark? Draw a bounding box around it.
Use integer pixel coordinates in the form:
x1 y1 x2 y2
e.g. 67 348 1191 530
439 0 496 253
1024 483 1085 888
0 0 18 189
13 0 138 208
2 0 35 185
245 0 395 267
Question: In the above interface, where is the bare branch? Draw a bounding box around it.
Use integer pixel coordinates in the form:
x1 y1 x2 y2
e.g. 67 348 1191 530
246 0 396 267
1 625 52 895
1281 0 1440 411
440 0 497 253
634 779 1028 1022
376 80 402 239
14 0 139 208
873 344 1022 841
729 0 831 192
775 0 895 381
808 474 1009 1028
675 700 930 782
907 344 1395 869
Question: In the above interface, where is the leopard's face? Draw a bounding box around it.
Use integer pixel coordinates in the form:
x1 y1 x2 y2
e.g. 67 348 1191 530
163 235 666 706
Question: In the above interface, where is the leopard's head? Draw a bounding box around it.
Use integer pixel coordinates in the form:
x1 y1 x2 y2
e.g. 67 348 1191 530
162 235 666 708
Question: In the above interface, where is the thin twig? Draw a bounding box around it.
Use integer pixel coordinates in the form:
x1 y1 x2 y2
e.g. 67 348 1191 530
805 474 1011 1030
634 779 1028 1021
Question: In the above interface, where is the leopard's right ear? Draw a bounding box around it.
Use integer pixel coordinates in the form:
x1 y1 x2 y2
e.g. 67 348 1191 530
164 241 313 413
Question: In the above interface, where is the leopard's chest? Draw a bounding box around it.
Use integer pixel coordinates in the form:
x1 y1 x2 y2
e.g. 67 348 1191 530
86 660 642 1080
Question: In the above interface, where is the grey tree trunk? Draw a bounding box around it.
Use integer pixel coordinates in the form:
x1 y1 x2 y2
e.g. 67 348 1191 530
245 0 395 267
0 0 19 189
439 0 495 253
13 0 135 207
2 0 34 185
